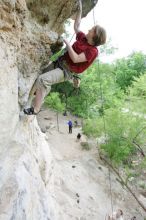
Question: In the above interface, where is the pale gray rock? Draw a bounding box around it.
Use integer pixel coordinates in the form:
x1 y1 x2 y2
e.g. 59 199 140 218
0 0 98 219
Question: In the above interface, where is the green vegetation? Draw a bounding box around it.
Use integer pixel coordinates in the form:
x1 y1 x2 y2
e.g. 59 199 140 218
115 52 146 90
45 51 146 167
45 92 65 113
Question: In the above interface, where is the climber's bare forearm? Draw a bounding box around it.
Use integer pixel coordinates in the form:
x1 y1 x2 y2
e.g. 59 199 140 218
67 45 86 63
74 0 82 33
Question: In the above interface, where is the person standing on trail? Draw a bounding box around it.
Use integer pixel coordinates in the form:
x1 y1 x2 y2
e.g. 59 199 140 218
23 0 106 115
68 120 73 134
76 133 81 141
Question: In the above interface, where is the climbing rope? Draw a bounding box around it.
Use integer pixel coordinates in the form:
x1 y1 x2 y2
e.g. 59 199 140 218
92 1 96 26
97 58 114 216
92 2 114 216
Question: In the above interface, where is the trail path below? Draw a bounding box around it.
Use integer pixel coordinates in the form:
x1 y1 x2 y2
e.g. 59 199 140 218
37 109 145 220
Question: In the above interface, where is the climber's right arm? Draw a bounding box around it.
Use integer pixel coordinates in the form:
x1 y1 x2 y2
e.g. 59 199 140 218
74 0 82 34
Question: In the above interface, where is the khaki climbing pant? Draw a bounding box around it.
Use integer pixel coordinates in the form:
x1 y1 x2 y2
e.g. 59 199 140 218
26 61 74 108
36 67 67 99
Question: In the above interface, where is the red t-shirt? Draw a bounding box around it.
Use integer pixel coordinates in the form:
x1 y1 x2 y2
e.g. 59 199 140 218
62 32 98 74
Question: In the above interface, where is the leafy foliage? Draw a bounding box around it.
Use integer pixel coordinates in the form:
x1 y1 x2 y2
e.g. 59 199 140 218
82 117 103 137
83 108 146 164
114 52 146 90
101 109 146 164
129 73 146 97
124 73 146 114
45 92 65 112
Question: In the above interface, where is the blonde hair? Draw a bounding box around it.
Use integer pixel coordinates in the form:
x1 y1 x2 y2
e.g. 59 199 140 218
93 25 107 46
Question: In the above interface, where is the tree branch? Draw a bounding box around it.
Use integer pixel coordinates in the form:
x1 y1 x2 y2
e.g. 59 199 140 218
132 140 145 157
99 154 146 212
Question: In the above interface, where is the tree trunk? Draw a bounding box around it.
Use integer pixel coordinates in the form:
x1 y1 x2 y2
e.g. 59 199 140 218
56 112 59 131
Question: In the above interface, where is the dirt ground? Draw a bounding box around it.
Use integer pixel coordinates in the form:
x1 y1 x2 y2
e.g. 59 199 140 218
37 108 146 220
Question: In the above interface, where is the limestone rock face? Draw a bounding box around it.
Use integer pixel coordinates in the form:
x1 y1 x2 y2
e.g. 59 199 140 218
0 119 55 220
0 0 97 219
26 0 98 32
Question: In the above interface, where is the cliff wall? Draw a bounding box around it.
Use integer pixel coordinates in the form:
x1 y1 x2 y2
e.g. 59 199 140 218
0 0 97 219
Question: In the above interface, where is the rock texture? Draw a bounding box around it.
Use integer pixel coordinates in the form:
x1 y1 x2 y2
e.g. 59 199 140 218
0 118 55 220
0 0 98 219
26 0 98 31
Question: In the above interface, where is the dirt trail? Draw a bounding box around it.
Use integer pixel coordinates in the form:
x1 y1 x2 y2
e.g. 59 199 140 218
37 108 145 220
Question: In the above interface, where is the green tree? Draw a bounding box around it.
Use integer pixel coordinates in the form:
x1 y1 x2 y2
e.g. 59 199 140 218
124 72 146 114
115 52 146 90
45 92 65 131
83 108 146 165
51 81 74 111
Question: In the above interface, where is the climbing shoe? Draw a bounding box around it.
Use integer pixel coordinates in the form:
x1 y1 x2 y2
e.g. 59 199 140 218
23 107 37 115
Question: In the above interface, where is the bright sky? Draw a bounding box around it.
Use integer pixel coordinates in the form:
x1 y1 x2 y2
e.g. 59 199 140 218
66 0 146 62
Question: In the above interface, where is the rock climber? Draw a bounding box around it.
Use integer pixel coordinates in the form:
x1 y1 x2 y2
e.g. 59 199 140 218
23 0 106 115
